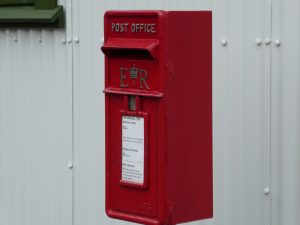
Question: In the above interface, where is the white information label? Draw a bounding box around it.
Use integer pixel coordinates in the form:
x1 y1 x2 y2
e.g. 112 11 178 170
122 116 145 184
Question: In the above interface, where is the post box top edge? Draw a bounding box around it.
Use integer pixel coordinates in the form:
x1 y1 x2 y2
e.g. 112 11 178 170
104 10 165 18
104 10 212 18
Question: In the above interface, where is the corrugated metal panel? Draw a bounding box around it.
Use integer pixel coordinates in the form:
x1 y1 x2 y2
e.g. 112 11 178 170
0 1 73 225
72 1 105 225
1 1 300 225
213 0 271 225
271 0 300 225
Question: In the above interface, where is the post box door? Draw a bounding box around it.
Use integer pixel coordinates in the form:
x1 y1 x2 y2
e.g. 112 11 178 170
108 94 157 217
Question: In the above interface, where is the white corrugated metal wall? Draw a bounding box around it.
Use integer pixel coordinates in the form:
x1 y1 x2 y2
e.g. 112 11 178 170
0 1 73 225
0 0 299 225
271 0 300 224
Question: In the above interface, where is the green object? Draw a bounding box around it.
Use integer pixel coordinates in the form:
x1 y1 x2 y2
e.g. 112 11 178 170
0 0 34 6
0 0 63 27
35 0 57 10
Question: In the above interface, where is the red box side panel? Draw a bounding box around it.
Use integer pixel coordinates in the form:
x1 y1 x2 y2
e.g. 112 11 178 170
165 11 213 224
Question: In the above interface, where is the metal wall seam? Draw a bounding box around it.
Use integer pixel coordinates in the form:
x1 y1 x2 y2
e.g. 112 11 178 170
263 1 272 225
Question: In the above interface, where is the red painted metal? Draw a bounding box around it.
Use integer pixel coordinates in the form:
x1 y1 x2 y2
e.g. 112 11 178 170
102 10 212 225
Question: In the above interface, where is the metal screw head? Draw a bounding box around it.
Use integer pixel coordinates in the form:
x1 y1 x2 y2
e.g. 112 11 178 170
61 38 66 44
274 39 281 46
74 37 79 44
67 162 73 169
255 38 262 46
265 38 271 45
264 187 270 195
67 38 72 44
221 39 227 46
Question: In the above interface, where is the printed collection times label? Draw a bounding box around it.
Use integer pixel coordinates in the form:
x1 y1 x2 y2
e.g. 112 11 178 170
121 116 144 184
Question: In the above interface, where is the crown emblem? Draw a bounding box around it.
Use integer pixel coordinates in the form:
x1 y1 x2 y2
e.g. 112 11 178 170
129 65 138 79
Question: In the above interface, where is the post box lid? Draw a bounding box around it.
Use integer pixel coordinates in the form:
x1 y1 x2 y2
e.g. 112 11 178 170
101 38 159 59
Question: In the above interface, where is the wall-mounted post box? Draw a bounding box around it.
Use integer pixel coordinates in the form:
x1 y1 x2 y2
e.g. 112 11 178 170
102 10 212 225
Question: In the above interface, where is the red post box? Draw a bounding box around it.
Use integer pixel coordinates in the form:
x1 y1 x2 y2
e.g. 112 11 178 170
102 11 212 225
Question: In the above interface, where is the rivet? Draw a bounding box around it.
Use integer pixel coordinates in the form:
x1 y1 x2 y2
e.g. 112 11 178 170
274 39 281 46
62 38 66 44
264 38 271 45
67 38 72 44
264 187 270 195
74 37 79 44
221 39 227 46
255 38 262 46
67 162 73 169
